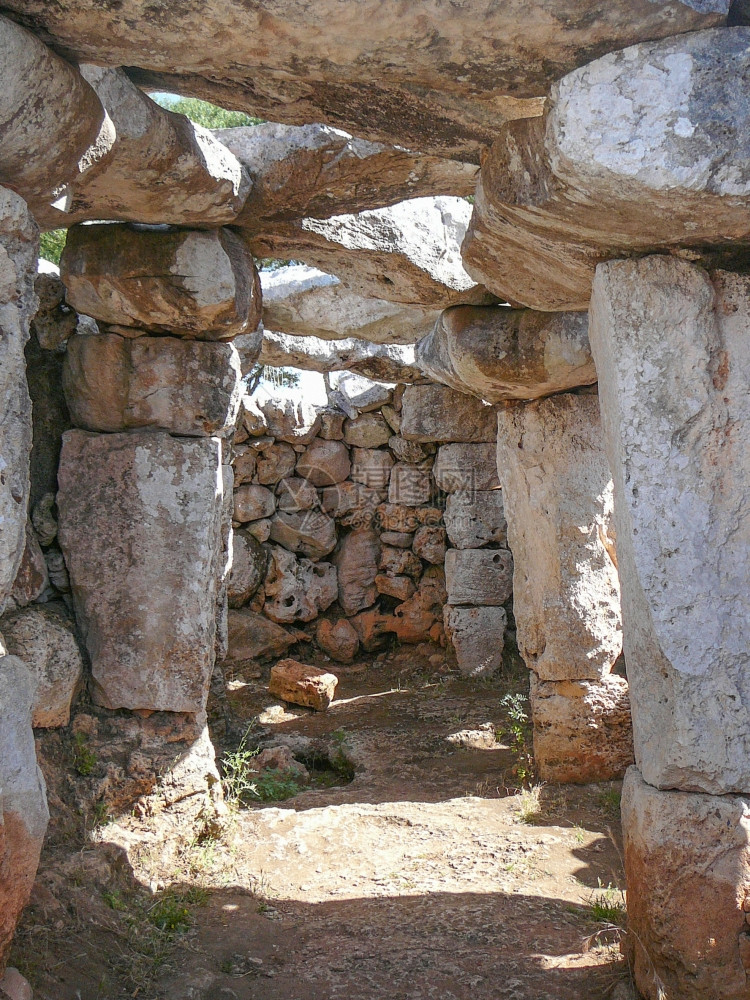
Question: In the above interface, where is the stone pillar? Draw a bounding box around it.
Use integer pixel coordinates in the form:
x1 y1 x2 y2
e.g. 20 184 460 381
589 255 750 1000
496 389 633 782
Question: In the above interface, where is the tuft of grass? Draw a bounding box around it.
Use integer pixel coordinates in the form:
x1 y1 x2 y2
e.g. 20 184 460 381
589 882 627 927
72 731 97 776
598 787 622 816
516 784 543 824
250 768 305 802
221 728 261 804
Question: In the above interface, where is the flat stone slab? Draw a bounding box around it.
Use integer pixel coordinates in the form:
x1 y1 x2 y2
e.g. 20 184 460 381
444 548 513 607
269 658 338 711
444 605 507 677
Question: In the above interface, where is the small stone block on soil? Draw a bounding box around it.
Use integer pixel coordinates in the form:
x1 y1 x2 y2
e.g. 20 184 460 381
269 658 338 711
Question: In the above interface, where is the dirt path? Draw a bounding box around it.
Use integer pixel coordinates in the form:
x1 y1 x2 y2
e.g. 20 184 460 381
14 645 632 999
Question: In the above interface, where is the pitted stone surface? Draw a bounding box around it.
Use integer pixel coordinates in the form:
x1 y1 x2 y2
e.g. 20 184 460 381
400 385 496 443
445 549 513 607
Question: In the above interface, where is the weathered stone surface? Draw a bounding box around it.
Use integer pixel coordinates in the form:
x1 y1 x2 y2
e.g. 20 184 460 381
296 438 350 487
233 484 276 523
0 653 49 971
269 509 337 560
232 446 257 486
263 546 337 624
36 66 248 230
463 28 750 311
333 529 380 616
379 546 422 581
257 442 297 485
444 491 507 549
227 529 267 608
380 531 413 549
389 567 447 644
12 1 727 159
589 257 750 793
0 967 33 1000
237 393 268 437
350 448 394 490
343 413 392 449
496 391 621 682
400 384 496 443
214 462 234 664
417 305 595 401
276 477 318 514
434 443 499 493
375 573 416 602
63 333 242 436
250 198 487 308
9 525 48 609
388 463 433 507
320 481 384 529
260 265 438 346
445 549 513 606
413 525 447 565
318 409 346 440
269 658 338 711
61 224 261 340
0 16 114 220
622 767 750 1000
57 431 225 712
530 674 633 783
1 604 83 728
219 122 477 228
245 518 271 542
376 503 442 533
333 374 395 417
260 331 423 384
388 436 429 465
0 190 37 612
444 605 507 677
30 269 78 352
350 607 393 652
260 396 321 446
316 618 360 664
224 607 297 662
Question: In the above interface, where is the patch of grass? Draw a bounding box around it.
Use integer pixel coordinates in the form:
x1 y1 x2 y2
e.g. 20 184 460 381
598 787 622 816
516 784 543 824
71 731 97 776
250 768 305 802
102 889 127 912
221 728 261 804
589 882 627 927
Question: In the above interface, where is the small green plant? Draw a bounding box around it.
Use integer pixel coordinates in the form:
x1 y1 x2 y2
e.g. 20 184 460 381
250 768 304 802
221 728 261 804
498 692 534 787
146 888 206 935
597 787 622 816
516 784 543 824
102 889 127 912
72 731 97 776
589 881 627 927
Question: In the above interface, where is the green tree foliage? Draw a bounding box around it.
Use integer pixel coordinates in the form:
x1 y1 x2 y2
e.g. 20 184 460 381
152 95 263 130
39 229 67 266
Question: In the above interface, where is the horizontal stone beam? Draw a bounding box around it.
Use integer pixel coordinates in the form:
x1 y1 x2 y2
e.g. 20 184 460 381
258 331 423 383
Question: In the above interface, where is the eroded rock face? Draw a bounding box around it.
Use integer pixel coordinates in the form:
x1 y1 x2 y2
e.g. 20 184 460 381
260 332 423 384
6 1 726 158
444 606 507 677
63 333 242 436
434 444 499 493
400 384 496 443
417 305 595 401
260 396 321 446
263 546 337 624
333 529 380 616
622 767 750 1000
445 549 513 607
226 530 267 608
0 15 114 219
35 66 249 230
61 224 261 340
444 491 507 549
0 653 49 973
224 608 297 663
57 431 226 713
590 257 750 794
269 658 338 711
316 618 360 664
0 189 37 612
496 392 622 682
250 198 488 308
296 438 351 487
269 509 337 560
218 123 477 228
463 28 750 311
530 675 633 782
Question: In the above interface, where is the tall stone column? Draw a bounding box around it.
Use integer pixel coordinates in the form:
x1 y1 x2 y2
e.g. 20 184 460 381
496 389 633 782
589 255 750 1000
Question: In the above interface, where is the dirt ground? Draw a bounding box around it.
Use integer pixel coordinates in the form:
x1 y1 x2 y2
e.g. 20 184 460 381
11 640 634 1000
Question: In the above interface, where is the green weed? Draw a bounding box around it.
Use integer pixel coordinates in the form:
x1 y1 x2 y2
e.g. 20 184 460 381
72 731 97 776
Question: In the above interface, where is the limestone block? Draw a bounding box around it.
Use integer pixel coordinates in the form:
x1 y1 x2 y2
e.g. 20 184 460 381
444 491 507 549
497 392 621 682
0 16 114 218
224 608 297 663
375 574 416 602
0 190 37 612
379 546 422 581
343 413 392 449
30 270 78 352
589 256 750 793
245 518 271 542
269 509 337 560
350 607 394 653
400 384 497 443
61 224 261 340
269 658 338 711
238 393 268 437
226 529 267 608
622 767 750 1000
412 525 447 564
232 446 257 485
316 618 360 664
260 264 438 346
463 28 750 311
379 531 413 549
319 409 346 440
296 438 351 487
376 503 442 534
333 529 380 616
63 333 242 436
0 654 49 970
249 197 488 308
1 604 83 728
388 464 433 507
333 374 395 416
9 526 48 609
256 442 297 485
263 546 337 624
8 1 727 160
530 674 633 783
445 549 513 606
320 481 384 528
57 430 225 712
260 396 321 445
350 448 394 490
260 331 422 383
233 484 275 522
434 443 499 493
388 436 430 464
276 477 318 513
220 122 477 228
389 567 447 644
444 606 507 677
417 305 595 401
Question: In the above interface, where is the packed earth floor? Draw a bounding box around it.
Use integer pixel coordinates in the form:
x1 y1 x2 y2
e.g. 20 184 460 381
13 639 633 1000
